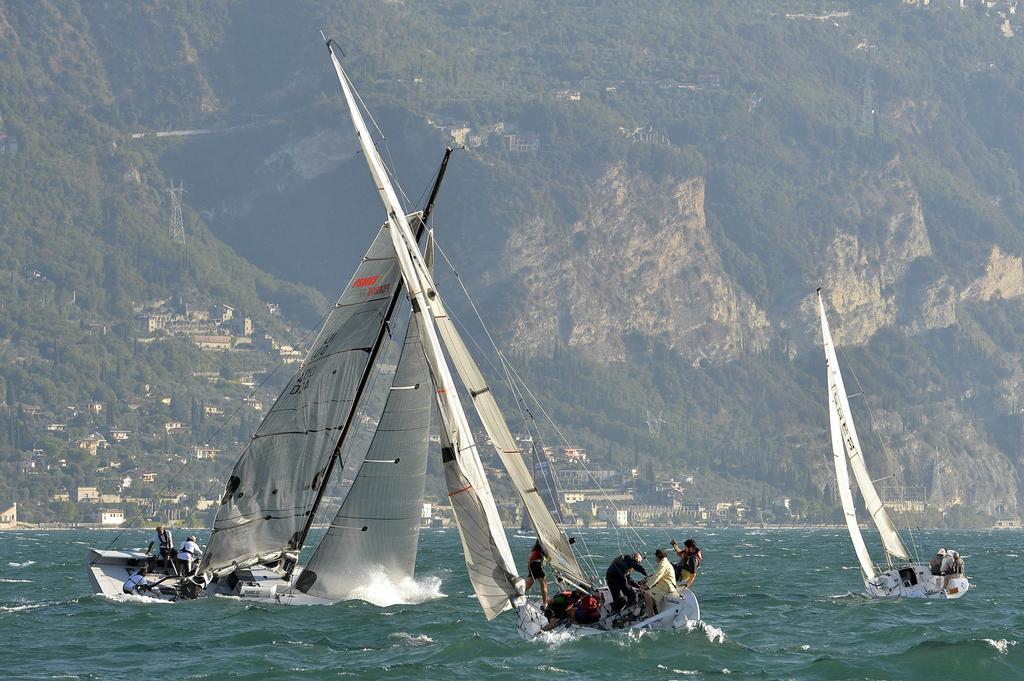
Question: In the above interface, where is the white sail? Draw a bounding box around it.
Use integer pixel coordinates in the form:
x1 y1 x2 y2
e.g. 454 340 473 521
817 291 910 563
327 40 523 617
423 280 587 585
295 304 431 600
201 226 402 575
821 300 876 579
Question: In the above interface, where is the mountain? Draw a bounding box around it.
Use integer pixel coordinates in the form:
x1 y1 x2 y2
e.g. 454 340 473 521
3 0 1024 526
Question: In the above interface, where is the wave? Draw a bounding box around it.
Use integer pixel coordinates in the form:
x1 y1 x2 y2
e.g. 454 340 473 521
344 573 446 607
7 560 35 567
683 619 727 644
0 578 32 583
0 602 46 612
981 638 1017 654
389 631 435 647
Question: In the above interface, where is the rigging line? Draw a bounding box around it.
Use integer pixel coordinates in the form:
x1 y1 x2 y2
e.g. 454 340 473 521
92 306 333 562
432 245 645 554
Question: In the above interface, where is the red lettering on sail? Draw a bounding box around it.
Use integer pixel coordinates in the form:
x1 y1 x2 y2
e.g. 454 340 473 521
353 275 379 288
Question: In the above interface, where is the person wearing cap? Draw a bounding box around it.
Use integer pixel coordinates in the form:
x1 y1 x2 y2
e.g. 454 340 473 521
605 552 647 612
640 548 679 616
928 548 946 576
146 525 177 575
176 535 204 576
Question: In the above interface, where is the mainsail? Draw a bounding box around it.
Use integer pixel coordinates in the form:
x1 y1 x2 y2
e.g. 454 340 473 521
327 38 524 618
201 226 403 575
295 305 432 599
424 293 587 585
818 291 910 564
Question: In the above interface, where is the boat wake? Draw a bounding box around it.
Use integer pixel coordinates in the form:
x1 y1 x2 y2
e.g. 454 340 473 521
346 573 446 607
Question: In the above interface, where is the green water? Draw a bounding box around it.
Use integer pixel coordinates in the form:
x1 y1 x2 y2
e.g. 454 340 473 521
1 527 1021 680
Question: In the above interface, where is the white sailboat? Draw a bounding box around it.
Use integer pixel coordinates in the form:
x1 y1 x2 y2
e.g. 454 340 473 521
326 38 700 638
87 143 453 606
817 289 969 599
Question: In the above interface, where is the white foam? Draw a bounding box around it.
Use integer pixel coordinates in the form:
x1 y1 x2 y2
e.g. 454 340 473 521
7 560 35 568
982 639 1016 654
687 620 727 644
345 573 446 607
100 593 171 605
389 632 435 646
800 644 811 651
0 602 47 612
0 578 31 583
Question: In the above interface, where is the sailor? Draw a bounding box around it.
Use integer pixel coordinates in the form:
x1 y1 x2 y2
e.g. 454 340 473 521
571 591 602 626
952 550 965 577
146 525 177 575
671 538 702 589
541 589 581 631
524 540 549 606
605 552 647 612
122 567 151 595
176 535 204 576
940 548 958 589
640 548 679 616
928 548 946 576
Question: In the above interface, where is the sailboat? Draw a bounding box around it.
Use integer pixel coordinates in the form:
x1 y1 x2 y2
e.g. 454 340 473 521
817 289 969 599
86 138 454 606
325 38 700 638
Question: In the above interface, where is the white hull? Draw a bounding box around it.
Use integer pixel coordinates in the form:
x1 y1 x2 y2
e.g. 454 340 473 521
864 564 970 599
87 548 306 602
516 586 700 640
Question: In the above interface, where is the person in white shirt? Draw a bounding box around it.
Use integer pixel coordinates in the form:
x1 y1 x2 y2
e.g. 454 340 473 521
123 567 151 595
146 526 177 575
177 536 204 576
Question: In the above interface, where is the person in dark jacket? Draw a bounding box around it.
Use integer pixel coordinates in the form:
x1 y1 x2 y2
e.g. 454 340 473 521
928 548 946 576
605 552 647 611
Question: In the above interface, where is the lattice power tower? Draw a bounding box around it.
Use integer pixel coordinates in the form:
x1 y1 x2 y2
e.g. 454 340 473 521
168 181 186 245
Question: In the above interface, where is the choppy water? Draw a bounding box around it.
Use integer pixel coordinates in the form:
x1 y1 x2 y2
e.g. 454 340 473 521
1 527 1021 680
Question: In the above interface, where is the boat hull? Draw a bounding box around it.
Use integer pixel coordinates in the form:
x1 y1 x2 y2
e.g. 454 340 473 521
864 564 970 599
516 586 700 640
87 548 304 602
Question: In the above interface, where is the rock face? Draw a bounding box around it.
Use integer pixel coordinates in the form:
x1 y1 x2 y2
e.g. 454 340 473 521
817 157 934 345
501 166 769 364
960 246 1024 302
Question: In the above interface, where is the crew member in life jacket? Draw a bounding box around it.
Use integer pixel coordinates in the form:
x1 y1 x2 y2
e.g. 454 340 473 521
605 552 647 612
524 540 549 606
176 536 204 576
640 548 679 616
122 566 151 595
571 591 603 626
928 548 946 576
146 526 177 575
541 589 582 631
671 538 702 590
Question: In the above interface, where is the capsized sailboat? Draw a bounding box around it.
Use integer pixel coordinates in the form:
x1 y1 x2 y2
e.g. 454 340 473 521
818 289 968 599
86 134 454 607
326 37 700 637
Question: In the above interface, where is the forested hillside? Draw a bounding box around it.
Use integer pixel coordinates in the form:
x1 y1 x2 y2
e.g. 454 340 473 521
3 0 1024 526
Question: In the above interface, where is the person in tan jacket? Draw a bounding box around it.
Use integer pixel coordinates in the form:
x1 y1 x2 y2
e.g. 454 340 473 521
640 548 679 616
